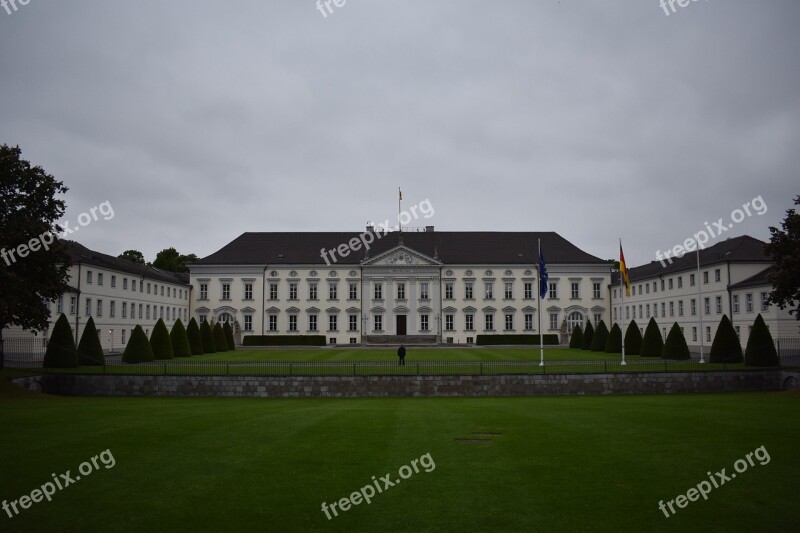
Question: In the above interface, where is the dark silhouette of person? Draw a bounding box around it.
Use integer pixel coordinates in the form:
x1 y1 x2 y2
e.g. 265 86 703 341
397 345 406 366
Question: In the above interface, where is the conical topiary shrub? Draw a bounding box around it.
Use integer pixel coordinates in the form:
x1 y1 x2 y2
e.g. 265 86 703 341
150 319 174 360
605 323 622 353
44 313 78 368
223 322 236 350
213 323 227 352
591 320 609 352
186 317 204 356
710 315 743 364
581 320 595 350
77 316 105 366
569 324 584 349
200 320 216 354
641 317 664 357
123 325 154 363
170 319 192 358
744 314 778 367
662 322 690 360
624 319 643 356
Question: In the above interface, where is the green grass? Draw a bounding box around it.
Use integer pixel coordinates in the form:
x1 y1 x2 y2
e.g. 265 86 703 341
0 374 798 532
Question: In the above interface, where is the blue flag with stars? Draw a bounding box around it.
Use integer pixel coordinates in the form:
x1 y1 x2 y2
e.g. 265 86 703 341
538 250 548 299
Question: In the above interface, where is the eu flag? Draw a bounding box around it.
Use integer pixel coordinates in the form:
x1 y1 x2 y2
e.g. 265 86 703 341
538 250 548 299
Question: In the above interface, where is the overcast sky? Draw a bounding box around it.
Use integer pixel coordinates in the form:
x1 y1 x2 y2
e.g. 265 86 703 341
1 1 798 268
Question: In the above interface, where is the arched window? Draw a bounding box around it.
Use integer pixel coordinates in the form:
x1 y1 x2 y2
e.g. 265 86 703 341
217 312 234 324
567 311 584 334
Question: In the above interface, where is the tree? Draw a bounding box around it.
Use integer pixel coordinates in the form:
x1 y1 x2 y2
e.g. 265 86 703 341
223 321 236 350
170 319 192 357
213 323 228 352
606 259 620 272
581 320 595 350
200 320 216 353
605 323 622 353
0 145 71 368
709 315 743 364
152 247 197 273
118 250 145 264
662 322 690 360
77 316 105 366
624 319 643 356
591 320 609 352
569 324 584 349
744 314 778 367
186 317 204 355
641 317 664 357
123 325 154 363
765 195 800 323
43 313 78 368
150 318 174 360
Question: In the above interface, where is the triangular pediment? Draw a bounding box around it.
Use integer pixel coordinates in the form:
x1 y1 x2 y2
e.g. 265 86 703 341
361 245 441 267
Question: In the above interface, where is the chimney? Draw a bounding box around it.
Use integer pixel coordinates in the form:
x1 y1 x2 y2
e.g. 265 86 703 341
425 225 434 232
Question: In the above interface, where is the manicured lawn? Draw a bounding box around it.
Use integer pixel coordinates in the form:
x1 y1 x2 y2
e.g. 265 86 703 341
1 374 797 532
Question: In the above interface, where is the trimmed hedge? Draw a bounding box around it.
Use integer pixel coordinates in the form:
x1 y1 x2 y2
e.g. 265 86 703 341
170 319 192 358
623 320 642 355
641 317 664 357
590 320 609 352
581 321 595 350
223 322 236 350
123 325 154 363
44 313 78 368
200 320 216 353
605 323 622 353
662 322 690 360
212 323 228 352
476 334 560 346
242 335 327 347
150 319 174 360
569 325 584 349
710 315 743 364
186 318 204 355
77 316 105 366
744 314 778 367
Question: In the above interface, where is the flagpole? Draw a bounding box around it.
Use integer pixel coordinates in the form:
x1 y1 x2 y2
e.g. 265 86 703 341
538 238 544 367
697 247 705 364
620 238 626 366
398 187 402 232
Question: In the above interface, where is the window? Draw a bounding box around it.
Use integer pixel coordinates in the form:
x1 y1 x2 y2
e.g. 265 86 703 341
668 278 673 290
669 301 674 317
593 282 601 299
374 283 383 299
85 298 92 316
161 286 164 296
484 282 493 299
123 278 128 290
594 313 602 325
309 315 318 332
309 283 318 300
421 282 430 299
269 283 278 300
625 306 630 320
397 283 405 299
706 326 711 342
328 315 338 331
691 299 696 316
715 296 722 314
349 283 357 300
349 314 358 331
549 282 557 299
638 305 642 319
289 315 297 332
692 327 697 342
465 314 474 331
222 283 230 300
653 281 657 293
445 282 454 299
420 314 429 331
269 315 278 331
524 282 533 299
484 314 494 331
661 279 665 291
549 313 559 330
733 295 740 313
199 283 208 300
678 301 684 316
661 302 666 318
374 314 383 331
678 276 683 289
715 269 721 282
146 305 150 320
704 298 710 315
745 293 753 312
97 273 104 286
110 301 115 318
760 292 769 312
632 286 636 296
69 297 76 315
328 283 337 300
147 283 151 294
122 302 127 318
160 306 164 319
244 283 253 300
132 280 137 292
244 315 253 332
122 330 126 344
525 313 533 331
289 283 298 300
571 282 579 299
110 275 116 288
87 270 93 284
646 304 650 318
505 314 514 331
96 300 103 317
505 282 513 299
445 314 454 331
703 271 709 284
735 325 740 339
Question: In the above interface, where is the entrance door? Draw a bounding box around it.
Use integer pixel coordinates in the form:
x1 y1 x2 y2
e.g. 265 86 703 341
396 315 407 335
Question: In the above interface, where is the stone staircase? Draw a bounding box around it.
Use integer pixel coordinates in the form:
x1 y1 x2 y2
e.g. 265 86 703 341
363 335 438 345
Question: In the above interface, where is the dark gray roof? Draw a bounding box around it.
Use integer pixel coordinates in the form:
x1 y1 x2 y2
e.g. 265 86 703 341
65 241 190 285
728 265 775 290
193 231 606 266
612 235 770 286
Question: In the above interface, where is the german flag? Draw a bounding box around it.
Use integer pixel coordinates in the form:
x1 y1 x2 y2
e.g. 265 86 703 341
620 243 631 297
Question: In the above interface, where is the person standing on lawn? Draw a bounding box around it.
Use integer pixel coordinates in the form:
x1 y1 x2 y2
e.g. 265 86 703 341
397 345 406 366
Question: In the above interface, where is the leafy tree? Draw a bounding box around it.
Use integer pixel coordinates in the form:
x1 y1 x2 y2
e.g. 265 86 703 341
662 322 690 360
118 250 145 264
591 320 609 352
150 318 174 360
765 195 800 323
0 145 71 368
581 320 595 350
569 324 584 349
709 315 743 364
186 317 204 355
43 313 78 368
624 319 643 355
200 320 216 353
605 323 622 353
223 321 236 350
606 259 620 272
77 316 104 365
641 317 664 357
744 314 778 367
170 319 192 357
213 323 228 352
122 325 154 363
152 247 197 273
